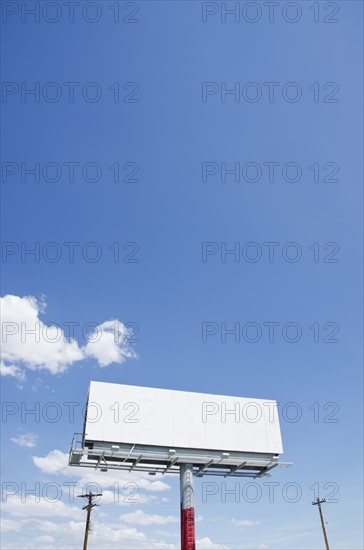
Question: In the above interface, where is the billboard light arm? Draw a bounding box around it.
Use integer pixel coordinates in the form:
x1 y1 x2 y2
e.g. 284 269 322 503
95 452 108 472
129 455 142 471
217 452 230 464
261 461 278 476
224 461 247 478
253 461 279 479
162 456 179 475
194 459 214 477
121 443 136 463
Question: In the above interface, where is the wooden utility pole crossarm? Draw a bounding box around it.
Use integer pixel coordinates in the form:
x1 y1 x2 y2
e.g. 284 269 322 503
78 491 102 550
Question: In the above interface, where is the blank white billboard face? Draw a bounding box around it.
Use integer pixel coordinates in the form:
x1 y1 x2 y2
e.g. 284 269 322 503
85 381 283 455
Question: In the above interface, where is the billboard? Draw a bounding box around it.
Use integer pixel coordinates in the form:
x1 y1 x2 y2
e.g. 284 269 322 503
84 381 283 455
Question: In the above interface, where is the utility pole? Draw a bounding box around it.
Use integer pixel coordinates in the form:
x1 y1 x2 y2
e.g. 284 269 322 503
312 497 330 550
78 491 102 550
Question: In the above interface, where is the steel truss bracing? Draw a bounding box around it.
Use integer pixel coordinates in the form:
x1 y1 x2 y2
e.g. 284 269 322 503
69 433 291 478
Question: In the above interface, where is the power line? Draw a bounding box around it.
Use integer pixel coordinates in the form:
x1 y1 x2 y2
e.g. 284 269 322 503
91 525 321 545
3 523 323 548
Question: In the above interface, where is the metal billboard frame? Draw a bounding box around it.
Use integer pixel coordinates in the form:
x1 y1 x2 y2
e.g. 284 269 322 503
69 432 290 478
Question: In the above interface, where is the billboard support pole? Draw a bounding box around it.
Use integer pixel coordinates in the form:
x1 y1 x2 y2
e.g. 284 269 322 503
180 464 196 550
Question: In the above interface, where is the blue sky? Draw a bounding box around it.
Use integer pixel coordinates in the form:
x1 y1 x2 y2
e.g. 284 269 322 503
1 1 363 549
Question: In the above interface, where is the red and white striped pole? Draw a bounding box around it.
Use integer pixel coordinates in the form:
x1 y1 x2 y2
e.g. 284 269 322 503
180 464 195 550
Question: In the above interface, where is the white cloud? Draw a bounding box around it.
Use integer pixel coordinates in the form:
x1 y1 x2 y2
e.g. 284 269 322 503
0 295 82 374
120 510 178 526
86 521 177 549
231 518 260 527
34 535 55 544
0 518 25 532
32 450 171 495
2 494 84 519
196 537 229 549
32 449 67 473
94 489 157 507
1 516 177 550
153 529 179 538
9 450 177 549
84 320 137 367
27 519 60 533
0 361 25 381
10 432 38 448
0 294 137 376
